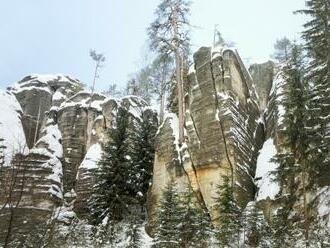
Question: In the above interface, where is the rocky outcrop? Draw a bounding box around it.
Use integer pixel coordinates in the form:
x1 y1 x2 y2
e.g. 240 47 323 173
149 46 265 222
0 74 154 245
8 74 83 148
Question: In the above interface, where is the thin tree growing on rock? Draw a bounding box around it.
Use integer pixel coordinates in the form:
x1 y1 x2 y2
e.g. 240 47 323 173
89 49 106 102
148 0 191 145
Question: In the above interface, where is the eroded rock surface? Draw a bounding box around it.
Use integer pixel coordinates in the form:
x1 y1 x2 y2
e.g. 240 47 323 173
149 46 265 222
0 75 154 245
249 61 275 112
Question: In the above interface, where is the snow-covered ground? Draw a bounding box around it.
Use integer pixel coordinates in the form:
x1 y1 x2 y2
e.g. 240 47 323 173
255 138 280 201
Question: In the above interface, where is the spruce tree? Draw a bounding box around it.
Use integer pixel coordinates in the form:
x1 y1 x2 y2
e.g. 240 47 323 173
214 175 242 248
152 181 185 248
272 44 311 244
130 109 158 207
297 0 330 185
180 185 212 248
89 106 135 226
273 44 308 186
126 213 143 248
242 202 272 248
270 207 291 248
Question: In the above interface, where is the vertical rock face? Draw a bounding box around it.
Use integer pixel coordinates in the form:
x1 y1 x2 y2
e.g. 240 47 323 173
149 46 264 222
249 61 275 112
57 92 106 192
8 74 83 148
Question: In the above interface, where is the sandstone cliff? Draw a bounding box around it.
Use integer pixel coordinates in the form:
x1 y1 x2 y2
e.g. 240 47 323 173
0 75 154 244
149 46 266 223
0 45 329 246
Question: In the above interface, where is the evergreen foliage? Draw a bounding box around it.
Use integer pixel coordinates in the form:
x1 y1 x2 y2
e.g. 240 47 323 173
272 44 309 190
130 109 158 206
153 182 212 248
126 213 143 248
89 106 135 225
180 186 212 248
242 202 272 248
270 207 292 248
297 0 330 185
273 37 292 62
152 181 185 248
214 175 241 248
148 0 191 57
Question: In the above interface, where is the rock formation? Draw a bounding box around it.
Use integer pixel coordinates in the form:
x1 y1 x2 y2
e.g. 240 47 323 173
0 45 329 246
149 46 265 223
0 75 153 245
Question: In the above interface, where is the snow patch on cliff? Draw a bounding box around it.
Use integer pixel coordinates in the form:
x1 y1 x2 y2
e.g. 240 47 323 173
255 138 279 201
0 90 28 165
317 186 330 227
80 143 102 170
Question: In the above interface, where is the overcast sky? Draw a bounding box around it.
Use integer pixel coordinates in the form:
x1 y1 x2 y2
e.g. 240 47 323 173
0 0 306 90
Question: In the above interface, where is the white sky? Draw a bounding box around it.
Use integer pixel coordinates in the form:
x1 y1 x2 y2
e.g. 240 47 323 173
0 0 306 90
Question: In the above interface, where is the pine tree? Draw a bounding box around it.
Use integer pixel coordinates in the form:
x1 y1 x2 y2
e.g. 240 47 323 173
214 175 242 248
242 202 272 248
273 37 292 62
152 181 185 248
297 0 330 185
89 106 135 226
130 109 158 208
148 0 191 145
149 54 174 123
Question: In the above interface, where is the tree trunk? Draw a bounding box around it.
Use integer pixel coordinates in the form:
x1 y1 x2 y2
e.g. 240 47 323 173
159 89 165 124
172 6 185 145
302 169 309 247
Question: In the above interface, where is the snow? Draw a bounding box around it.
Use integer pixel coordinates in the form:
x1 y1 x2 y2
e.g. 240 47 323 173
188 64 196 74
166 113 181 162
149 97 160 113
211 44 238 61
0 90 28 165
317 186 330 227
255 138 280 201
46 157 63 199
12 85 52 94
53 90 66 101
35 124 63 157
80 143 102 169
269 69 286 126
29 123 64 199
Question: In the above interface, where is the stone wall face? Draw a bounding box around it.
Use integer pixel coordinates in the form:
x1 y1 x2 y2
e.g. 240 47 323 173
149 46 265 222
